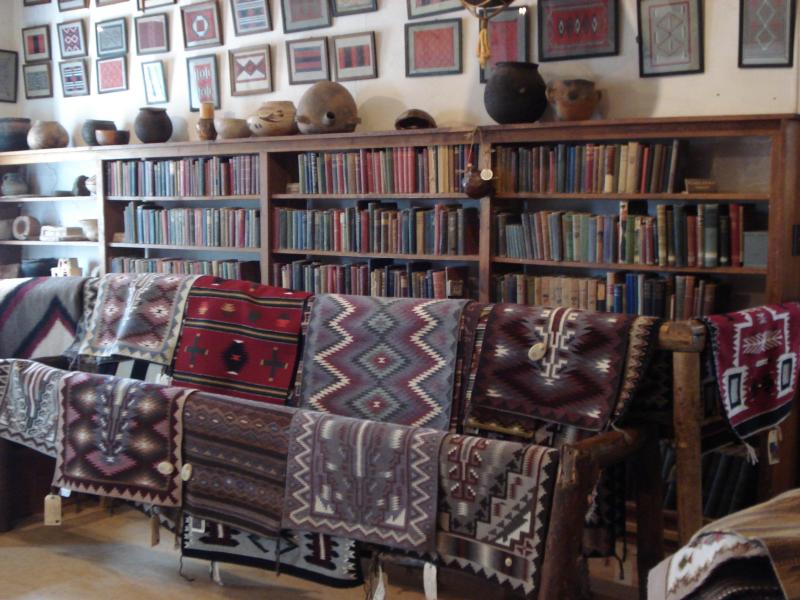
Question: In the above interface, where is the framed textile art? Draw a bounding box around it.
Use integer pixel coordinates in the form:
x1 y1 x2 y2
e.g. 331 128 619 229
96 18 128 57
97 55 128 93
229 45 272 96
138 0 176 8
538 0 617 61
58 0 88 9
24 0 51 5
230 0 272 36
59 58 89 96
22 25 51 63
480 7 528 82
332 32 377 82
23 62 53 99
187 54 219 111
142 59 167 103
57 20 87 59
286 37 330 84
281 0 332 33
637 0 704 77
333 0 377 16
97 0 128 5
135 13 169 55
181 1 223 49
739 0 796 67
0 51 17 103
405 18 462 77
407 0 461 19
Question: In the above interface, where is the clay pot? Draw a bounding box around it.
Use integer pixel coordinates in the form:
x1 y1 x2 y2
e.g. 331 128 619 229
134 107 173 144
296 81 360 135
546 79 601 121
247 101 298 137
395 109 437 130
1 173 28 196
27 120 69 150
79 218 99 242
96 129 130 145
484 62 547 124
81 119 116 146
0 118 31 151
196 118 217 141
215 118 252 140
463 168 494 199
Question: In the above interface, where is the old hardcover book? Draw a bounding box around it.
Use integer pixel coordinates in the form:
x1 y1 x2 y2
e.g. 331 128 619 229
703 203 719 268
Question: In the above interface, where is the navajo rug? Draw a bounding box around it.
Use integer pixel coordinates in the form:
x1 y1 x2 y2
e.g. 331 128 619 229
76 273 198 366
182 391 295 538
283 410 445 553
704 303 800 441
436 434 559 597
171 277 310 403
53 371 192 507
296 294 469 429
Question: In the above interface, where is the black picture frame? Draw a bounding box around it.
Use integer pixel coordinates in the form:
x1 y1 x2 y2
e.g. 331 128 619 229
57 19 88 59
96 55 128 93
480 6 528 83
406 0 461 20
286 36 330 84
332 31 377 82
333 0 378 16
23 62 54 99
230 0 272 36
281 0 331 33
637 0 704 78
135 12 169 55
95 17 128 57
186 53 220 111
738 0 796 68
405 18 462 77
538 0 618 62
0 50 18 103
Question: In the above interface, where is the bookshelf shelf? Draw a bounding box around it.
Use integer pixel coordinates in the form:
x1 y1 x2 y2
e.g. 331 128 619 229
491 256 768 276
495 192 770 203
0 240 98 247
272 193 471 201
0 195 97 203
107 195 261 202
273 248 479 262
109 243 261 253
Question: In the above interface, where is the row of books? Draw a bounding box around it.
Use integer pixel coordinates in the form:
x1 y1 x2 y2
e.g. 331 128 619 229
272 260 467 299
494 140 682 194
494 272 717 318
272 204 478 256
496 202 748 268
105 155 260 197
121 203 260 247
296 145 475 195
110 257 259 280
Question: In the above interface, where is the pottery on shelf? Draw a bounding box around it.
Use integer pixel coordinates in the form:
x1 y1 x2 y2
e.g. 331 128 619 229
12 215 41 240
395 109 437 130
247 101 298 137
214 118 252 140
484 62 547 124
27 120 69 150
78 218 99 242
85 175 97 195
1 172 28 196
546 79 601 121
81 119 116 146
96 129 130 145
296 82 360 135
0 118 31 151
196 119 217 141
134 107 173 144
72 175 90 196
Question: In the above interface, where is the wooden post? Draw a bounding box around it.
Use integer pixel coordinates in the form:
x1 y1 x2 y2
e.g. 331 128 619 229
635 426 665 600
0 439 9 533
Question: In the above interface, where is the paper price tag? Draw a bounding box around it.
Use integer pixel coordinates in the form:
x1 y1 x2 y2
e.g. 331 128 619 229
44 494 62 526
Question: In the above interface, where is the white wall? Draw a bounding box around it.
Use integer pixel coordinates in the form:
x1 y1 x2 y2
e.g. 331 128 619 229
9 0 800 144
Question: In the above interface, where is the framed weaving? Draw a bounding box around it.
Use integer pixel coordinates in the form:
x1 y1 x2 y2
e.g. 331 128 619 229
181 1 223 49
58 0 88 9
97 55 127 93
286 37 329 84
230 0 271 36
333 0 377 16
407 0 461 19
538 0 617 61
142 59 167 103
23 62 53 99
97 0 128 5
187 53 219 111
480 7 527 82
229 45 271 96
57 20 87 59
138 0 175 8
405 18 462 77
638 0 704 77
135 13 169 55
59 58 89 96
281 0 331 33
22 25 51 63
332 32 377 81
96 18 128 57
739 0 796 67
24 0 51 5
0 51 17 103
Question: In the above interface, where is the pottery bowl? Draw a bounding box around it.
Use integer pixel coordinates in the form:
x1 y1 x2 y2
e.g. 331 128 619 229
97 129 130 145
214 118 252 140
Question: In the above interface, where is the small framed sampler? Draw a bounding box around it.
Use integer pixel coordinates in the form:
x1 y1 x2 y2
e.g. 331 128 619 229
23 62 53 99
22 25 51 63
97 0 128 5
333 0 377 16
229 45 272 96
281 0 331 33
481 7 527 82
638 0 704 77
405 18 462 77
332 32 377 81
286 37 329 84
96 18 128 57
138 0 175 8
230 0 271 36
0 51 18 103
24 0 51 5
187 53 219 111
142 59 167 103
407 0 461 19
182 1 223 49
135 13 169 55
739 0 796 67
538 0 617 61
58 0 88 10
97 55 128 93
57 20 87 59
59 59 89 96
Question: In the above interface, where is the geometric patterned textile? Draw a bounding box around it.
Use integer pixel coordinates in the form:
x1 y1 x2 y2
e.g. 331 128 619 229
704 303 800 441
283 410 446 552
183 391 295 538
53 371 193 507
76 273 199 366
172 277 310 403
611 315 662 423
296 294 469 429
0 359 68 457
436 434 559 596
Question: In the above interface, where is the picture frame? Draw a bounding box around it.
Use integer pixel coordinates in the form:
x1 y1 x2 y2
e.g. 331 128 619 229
58 0 88 10
739 0 796 68
22 25 51 63
481 7 527 82
24 0 51 5
97 0 128 5
333 0 377 16
59 58 89 96
23 62 53 99
138 0 176 8
186 53 219 111
406 0 461 19
96 55 128 93
281 0 331 33
141 59 168 103
405 18 462 77
230 0 271 36
229 45 272 96
286 37 329 84
332 31 377 82
0 51 18 103
57 20 87 59
135 13 169 55
182 1 223 49
538 0 617 62
96 17 128 57
638 0 704 77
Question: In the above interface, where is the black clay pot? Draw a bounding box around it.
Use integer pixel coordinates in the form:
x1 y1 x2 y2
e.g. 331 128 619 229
0 118 31 152
484 62 547 124
134 107 173 144
81 119 116 146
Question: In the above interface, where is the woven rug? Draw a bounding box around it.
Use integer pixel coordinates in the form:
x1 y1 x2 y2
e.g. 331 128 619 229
183 391 295 538
283 410 445 553
53 371 192 507
436 434 559 596
172 277 310 403
704 303 800 441
0 359 68 457
296 294 469 429
76 273 198 366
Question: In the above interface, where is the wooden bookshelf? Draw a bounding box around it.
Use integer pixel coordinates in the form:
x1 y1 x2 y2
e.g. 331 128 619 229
107 195 260 202
273 193 471 200
273 248 479 262
492 256 768 275
109 242 261 253
0 195 96 203
495 192 770 202
0 240 98 246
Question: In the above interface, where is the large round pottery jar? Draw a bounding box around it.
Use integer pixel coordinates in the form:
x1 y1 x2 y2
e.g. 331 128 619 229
296 81 360 135
81 119 116 146
0 118 31 151
484 62 547 124
27 121 69 150
134 107 173 144
247 101 297 137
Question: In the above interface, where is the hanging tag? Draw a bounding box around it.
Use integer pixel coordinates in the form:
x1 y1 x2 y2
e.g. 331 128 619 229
372 562 386 600
149 513 160 547
59 487 71 498
211 561 224 586
423 562 438 600
44 494 62 526
768 428 782 465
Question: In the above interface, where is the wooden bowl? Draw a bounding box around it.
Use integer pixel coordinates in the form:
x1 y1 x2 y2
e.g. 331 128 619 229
215 118 252 140
96 129 130 145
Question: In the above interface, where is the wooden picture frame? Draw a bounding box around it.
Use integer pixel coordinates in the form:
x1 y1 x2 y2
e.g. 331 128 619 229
281 0 331 33
405 18 462 77
538 0 617 62
638 0 704 77
406 0 461 19
24 0 52 6
230 0 271 36
229 45 272 96
96 17 128 57
57 19 87 59
181 0 223 49
332 31 377 82
480 7 527 82
142 59 168 103
286 37 329 84
97 0 128 5
23 62 53 99
333 0 377 16
0 51 18 103
138 0 175 8
135 12 169 55
187 53 219 111
739 0 796 68
59 58 89 96
22 25 51 63
58 0 88 10
96 55 128 93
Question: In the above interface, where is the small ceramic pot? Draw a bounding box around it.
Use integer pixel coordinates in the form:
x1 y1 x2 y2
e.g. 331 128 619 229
214 118 252 140
27 121 69 150
85 175 97 195
247 101 298 137
546 79 602 121
96 129 130 145
196 118 217 141
81 119 116 146
1 172 28 196
0 118 31 151
296 81 360 134
79 218 99 242
134 107 173 144
484 62 547 124
395 109 437 130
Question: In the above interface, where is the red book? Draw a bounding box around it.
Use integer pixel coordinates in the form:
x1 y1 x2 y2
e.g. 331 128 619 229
729 203 741 267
